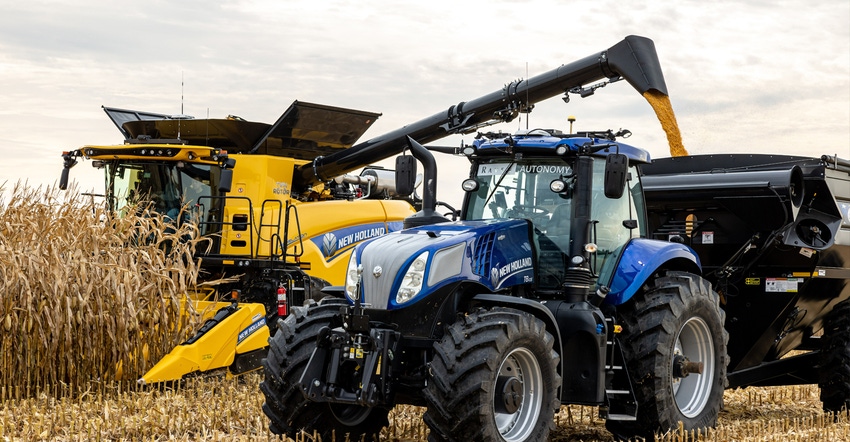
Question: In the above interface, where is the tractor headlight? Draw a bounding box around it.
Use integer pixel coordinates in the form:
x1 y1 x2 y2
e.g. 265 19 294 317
396 251 429 304
345 255 360 302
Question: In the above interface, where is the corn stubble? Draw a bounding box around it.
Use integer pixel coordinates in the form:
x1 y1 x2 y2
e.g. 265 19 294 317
3 184 849 441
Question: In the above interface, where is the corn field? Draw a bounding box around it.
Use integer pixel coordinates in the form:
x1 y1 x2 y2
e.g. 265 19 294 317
2 183 850 441
0 183 206 396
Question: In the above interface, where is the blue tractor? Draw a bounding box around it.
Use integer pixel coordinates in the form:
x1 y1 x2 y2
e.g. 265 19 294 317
261 35 849 440
258 35 724 441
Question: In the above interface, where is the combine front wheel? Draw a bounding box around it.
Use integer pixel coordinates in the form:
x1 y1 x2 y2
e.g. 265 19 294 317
423 307 561 442
607 271 728 440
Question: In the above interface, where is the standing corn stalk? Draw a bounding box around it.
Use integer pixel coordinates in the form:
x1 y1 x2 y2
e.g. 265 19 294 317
0 182 205 398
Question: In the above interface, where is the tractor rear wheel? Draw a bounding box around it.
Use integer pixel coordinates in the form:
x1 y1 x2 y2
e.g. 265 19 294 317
423 307 561 442
606 271 728 440
818 299 850 413
260 297 389 441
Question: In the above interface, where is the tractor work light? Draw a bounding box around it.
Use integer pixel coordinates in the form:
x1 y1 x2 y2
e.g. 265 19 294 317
461 179 479 192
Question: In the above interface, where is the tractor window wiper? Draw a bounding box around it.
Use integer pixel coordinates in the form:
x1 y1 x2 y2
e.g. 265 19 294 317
482 161 515 209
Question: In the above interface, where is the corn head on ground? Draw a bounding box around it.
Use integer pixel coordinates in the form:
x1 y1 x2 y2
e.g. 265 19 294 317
2 184 849 441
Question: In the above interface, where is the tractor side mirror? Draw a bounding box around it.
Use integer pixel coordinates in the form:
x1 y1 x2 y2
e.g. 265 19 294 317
219 168 233 193
604 153 629 199
395 155 417 196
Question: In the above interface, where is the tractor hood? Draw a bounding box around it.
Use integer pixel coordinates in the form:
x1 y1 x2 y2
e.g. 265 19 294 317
347 219 535 310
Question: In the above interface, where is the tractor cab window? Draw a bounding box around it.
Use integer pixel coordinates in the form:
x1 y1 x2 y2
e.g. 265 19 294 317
106 162 219 234
465 160 574 232
465 157 641 289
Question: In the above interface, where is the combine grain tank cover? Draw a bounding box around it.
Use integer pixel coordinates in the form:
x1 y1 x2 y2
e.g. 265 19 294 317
102 106 173 140
249 101 381 153
113 101 381 159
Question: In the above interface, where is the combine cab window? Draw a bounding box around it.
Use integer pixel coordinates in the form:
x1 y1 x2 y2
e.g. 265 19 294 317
106 162 219 234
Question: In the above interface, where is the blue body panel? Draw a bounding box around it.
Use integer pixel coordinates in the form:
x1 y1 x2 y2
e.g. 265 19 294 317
352 219 534 310
604 238 701 305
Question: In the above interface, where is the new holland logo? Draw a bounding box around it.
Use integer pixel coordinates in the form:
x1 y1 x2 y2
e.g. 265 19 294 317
322 232 339 257
237 317 267 345
314 223 394 260
490 266 500 287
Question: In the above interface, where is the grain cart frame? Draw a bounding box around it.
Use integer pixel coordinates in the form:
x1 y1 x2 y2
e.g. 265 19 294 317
640 154 850 410
260 35 730 441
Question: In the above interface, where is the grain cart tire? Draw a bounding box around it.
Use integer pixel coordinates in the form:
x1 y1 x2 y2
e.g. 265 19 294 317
818 299 850 413
606 271 728 440
260 297 389 441
423 307 561 442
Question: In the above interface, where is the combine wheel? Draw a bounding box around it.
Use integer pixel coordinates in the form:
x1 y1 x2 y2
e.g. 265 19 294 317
606 271 728 440
260 297 389 441
423 307 561 442
818 299 850 413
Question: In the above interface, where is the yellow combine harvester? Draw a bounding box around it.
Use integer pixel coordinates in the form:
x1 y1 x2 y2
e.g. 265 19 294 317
59 101 416 384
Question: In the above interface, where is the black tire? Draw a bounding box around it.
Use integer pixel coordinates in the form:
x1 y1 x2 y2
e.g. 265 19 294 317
259 297 390 441
818 299 850 413
423 307 561 442
606 271 728 440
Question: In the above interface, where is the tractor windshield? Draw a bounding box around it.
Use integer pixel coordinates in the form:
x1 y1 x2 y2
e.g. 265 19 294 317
105 161 222 235
465 158 642 288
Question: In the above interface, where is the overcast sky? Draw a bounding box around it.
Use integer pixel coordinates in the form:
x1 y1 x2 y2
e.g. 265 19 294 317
1 0 848 206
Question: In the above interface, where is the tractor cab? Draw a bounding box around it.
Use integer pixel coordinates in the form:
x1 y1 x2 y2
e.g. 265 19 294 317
461 130 649 290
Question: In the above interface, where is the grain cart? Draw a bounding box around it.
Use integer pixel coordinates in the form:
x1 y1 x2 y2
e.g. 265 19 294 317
640 154 850 412
58 101 417 383
260 35 728 441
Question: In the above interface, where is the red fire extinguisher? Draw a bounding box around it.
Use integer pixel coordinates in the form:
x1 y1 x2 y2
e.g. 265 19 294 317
277 286 288 317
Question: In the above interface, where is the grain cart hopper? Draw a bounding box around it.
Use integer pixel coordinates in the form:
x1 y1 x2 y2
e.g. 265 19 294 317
260 35 729 441
58 101 416 383
640 154 850 412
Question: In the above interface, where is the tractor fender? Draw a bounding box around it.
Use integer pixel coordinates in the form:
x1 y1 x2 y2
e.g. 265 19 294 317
469 293 564 386
605 238 701 305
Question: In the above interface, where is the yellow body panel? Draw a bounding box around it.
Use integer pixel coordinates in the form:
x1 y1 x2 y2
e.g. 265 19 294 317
219 153 415 284
140 301 269 384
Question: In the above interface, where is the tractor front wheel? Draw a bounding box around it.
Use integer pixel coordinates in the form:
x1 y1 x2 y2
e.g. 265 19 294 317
259 297 389 441
606 271 728 440
423 307 561 442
